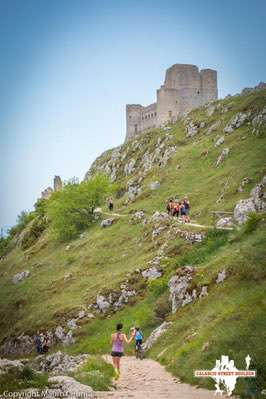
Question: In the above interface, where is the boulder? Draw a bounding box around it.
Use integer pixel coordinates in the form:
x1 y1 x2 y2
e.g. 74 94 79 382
100 218 114 228
216 217 234 228
216 148 230 167
151 211 170 222
234 198 256 224
142 322 172 351
48 376 94 398
216 270 226 284
78 310 86 319
0 358 24 373
54 326 75 346
31 351 88 374
96 295 110 313
67 319 78 330
214 136 225 147
168 275 190 313
142 267 162 280
199 286 208 298
0 334 34 355
130 210 145 224
150 181 161 190
207 120 221 135
224 112 249 134
124 159 136 175
12 270 30 284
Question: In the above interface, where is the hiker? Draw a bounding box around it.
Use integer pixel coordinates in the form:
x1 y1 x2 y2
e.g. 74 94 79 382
108 198 114 212
183 196 190 223
166 199 173 215
34 331 42 353
111 323 134 380
42 332 50 353
134 327 144 357
180 201 187 223
172 201 180 217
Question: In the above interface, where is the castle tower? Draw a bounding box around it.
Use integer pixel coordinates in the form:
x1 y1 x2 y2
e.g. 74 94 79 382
125 63 218 141
53 175 62 192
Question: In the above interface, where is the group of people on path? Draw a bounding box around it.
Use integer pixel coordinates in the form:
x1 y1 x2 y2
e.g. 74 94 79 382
111 323 144 380
34 331 51 354
166 196 190 223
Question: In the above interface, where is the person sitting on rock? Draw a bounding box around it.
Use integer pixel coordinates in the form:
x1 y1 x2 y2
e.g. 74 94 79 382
111 323 134 380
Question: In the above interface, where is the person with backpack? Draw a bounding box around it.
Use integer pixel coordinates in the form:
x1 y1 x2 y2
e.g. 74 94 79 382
134 327 144 359
111 323 134 380
183 196 190 223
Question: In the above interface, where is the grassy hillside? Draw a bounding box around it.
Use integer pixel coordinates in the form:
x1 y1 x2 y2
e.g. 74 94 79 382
0 89 265 397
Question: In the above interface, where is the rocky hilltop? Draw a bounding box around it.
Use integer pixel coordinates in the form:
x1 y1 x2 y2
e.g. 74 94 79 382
0 87 265 396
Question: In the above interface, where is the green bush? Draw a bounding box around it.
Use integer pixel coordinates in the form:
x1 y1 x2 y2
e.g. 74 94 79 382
154 291 171 321
72 356 114 390
0 366 48 393
0 236 12 257
47 174 114 241
8 210 35 238
244 212 264 234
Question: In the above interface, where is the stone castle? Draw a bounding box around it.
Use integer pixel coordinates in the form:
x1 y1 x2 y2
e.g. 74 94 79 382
125 63 217 141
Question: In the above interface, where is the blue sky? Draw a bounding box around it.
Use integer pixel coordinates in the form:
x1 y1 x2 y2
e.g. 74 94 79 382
0 0 266 228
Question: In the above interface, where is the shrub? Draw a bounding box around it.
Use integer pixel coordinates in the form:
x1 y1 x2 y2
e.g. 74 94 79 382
47 174 114 241
154 291 171 321
0 366 48 393
244 212 264 234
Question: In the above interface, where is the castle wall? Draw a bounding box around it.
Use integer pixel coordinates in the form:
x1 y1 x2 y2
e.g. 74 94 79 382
125 63 218 141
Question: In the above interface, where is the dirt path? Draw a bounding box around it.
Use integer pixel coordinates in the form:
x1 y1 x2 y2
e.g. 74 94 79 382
95 356 219 399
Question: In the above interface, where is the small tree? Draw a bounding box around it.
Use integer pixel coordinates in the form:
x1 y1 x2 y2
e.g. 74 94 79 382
47 174 113 241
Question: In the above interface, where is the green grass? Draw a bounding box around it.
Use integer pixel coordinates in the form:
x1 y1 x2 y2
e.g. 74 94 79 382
0 90 265 397
70 356 115 391
0 366 48 393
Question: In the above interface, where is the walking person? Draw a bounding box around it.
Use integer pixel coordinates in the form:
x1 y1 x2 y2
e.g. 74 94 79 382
107 198 114 212
111 323 134 380
180 201 187 223
34 331 42 354
183 196 190 223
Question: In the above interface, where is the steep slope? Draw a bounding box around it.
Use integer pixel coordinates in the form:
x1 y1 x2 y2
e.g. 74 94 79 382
0 89 265 396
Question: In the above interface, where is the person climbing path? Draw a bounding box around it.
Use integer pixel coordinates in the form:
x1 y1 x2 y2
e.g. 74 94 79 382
95 356 236 399
111 323 134 380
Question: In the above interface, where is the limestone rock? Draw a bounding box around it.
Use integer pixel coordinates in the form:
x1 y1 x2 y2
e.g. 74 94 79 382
100 218 114 228
130 210 145 224
214 136 225 147
96 295 110 313
0 358 24 373
12 270 30 284
238 177 252 192
0 334 34 355
234 198 256 224
216 147 230 167
48 375 94 398
168 275 190 313
142 267 162 280
124 159 136 175
207 120 221 135
216 217 234 228
216 270 226 284
31 351 88 374
224 112 249 134
150 181 161 190
151 211 170 222
199 286 208 298
142 322 172 351
54 326 75 346
78 310 86 319
67 319 78 330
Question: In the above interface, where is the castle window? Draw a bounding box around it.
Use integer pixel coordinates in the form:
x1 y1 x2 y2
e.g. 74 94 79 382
154 112 157 116
134 124 138 133
197 90 200 94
